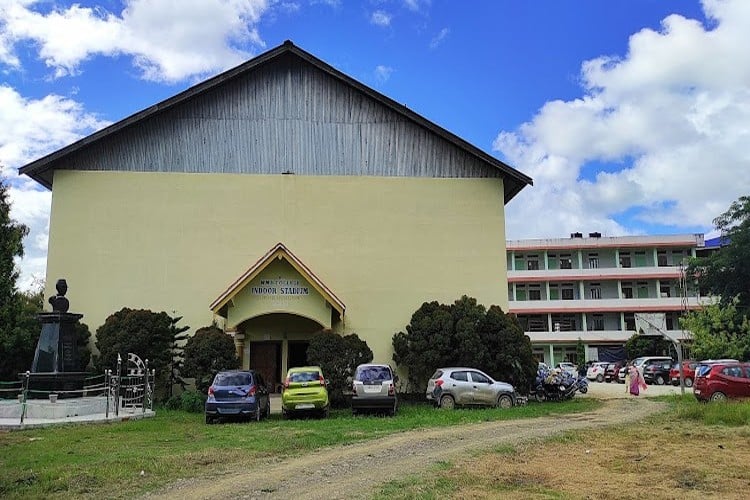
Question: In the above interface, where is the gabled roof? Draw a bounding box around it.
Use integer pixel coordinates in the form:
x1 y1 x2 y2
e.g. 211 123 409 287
210 242 345 318
19 40 532 203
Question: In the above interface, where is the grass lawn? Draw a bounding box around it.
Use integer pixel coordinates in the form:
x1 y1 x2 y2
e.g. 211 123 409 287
373 395 750 499
0 398 599 499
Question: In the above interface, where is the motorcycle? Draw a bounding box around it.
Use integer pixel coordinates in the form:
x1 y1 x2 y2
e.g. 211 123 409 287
530 368 588 402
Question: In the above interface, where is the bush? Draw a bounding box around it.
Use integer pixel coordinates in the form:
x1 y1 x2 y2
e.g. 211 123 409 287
94 308 174 399
182 325 239 393
307 331 373 408
163 390 205 413
393 296 537 393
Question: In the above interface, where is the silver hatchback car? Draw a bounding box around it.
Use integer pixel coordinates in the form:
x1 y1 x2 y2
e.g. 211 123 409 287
351 363 398 416
426 367 518 409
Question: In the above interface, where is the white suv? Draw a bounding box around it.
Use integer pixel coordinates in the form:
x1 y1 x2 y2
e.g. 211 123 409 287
586 362 609 382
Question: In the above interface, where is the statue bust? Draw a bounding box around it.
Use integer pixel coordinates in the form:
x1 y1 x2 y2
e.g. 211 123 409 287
49 278 70 313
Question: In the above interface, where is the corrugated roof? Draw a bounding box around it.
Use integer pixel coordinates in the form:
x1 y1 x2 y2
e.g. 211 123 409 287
19 40 531 203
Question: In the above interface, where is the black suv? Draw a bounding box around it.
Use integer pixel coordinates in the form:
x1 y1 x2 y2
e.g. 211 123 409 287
642 360 673 385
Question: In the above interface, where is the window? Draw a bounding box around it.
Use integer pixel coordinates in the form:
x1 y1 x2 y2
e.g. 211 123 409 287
524 315 547 332
722 366 742 378
637 281 649 299
516 285 526 301
624 313 636 331
588 253 599 269
592 314 604 331
528 288 542 301
561 287 574 300
450 371 469 382
547 253 558 270
549 284 559 300
552 314 577 331
620 252 631 268
622 282 633 299
634 251 647 267
527 255 539 270
589 284 601 299
470 371 490 384
560 254 572 269
657 251 668 267
660 284 671 298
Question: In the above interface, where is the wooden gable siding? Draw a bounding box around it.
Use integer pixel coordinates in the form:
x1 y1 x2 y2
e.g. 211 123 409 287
60 54 500 179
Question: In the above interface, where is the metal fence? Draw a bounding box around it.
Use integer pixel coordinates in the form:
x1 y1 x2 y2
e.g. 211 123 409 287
0 354 154 425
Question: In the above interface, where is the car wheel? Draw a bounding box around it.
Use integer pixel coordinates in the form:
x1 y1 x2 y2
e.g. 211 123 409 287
533 392 545 403
352 408 359 416
497 394 513 409
439 394 455 410
710 391 727 402
596 374 604 383
265 400 271 419
322 406 330 419
255 405 262 422
205 415 214 425
685 377 693 388
282 409 290 420
655 375 665 385
579 386 588 394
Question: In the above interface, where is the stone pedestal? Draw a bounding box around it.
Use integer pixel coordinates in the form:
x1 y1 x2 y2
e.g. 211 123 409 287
31 312 83 373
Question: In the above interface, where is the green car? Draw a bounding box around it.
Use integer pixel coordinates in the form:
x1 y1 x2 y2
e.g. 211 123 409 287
281 366 330 418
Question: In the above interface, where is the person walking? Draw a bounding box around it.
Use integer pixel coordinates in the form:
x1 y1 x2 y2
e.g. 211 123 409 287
628 364 647 396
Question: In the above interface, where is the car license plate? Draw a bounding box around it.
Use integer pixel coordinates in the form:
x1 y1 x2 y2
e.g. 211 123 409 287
694 390 700 394
295 403 315 410
365 385 382 393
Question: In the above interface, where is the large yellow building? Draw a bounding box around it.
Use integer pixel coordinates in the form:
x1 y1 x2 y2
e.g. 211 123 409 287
20 41 532 390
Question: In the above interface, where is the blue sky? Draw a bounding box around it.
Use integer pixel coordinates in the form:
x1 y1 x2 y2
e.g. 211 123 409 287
2 0 749 290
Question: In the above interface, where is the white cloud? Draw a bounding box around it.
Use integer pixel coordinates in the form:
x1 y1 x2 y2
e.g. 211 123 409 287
495 0 750 240
403 0 429 12
429 27 449 49
371 10 392 27
374 64 393 82
0 85 108 291
0 0 270 82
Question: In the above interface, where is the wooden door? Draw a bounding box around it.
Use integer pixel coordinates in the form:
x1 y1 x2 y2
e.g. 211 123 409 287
249 342 280 392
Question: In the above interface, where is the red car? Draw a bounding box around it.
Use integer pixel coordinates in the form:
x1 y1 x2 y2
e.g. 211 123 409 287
669 360 698 388
693 362 750 402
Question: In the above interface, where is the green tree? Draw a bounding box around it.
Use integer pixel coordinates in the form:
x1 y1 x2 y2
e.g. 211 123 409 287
306 331 373 407
392 296 537 393
687 195 750 311
392 300 454 392
680 300 750 361
624 334 673 360
478 306 537 393
167 315 190 398
182 325 240 393
94 308 174 398
0 178 29 380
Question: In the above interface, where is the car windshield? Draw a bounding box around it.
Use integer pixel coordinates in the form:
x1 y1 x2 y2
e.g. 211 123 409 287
356 366 391 382
289 371 320 382
214 372 252 386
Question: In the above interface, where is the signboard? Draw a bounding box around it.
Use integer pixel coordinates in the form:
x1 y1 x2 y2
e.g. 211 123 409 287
251 277 310 297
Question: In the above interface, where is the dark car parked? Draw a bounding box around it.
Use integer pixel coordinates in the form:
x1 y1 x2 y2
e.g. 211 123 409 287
604 361 625 383
693 362 750 402
642 360 674 385
205 370 271 424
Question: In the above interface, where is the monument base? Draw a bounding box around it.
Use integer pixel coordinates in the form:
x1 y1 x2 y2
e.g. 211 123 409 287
23 372 88 399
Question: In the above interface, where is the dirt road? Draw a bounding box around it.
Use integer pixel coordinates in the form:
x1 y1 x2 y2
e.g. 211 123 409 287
148 397 665 500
